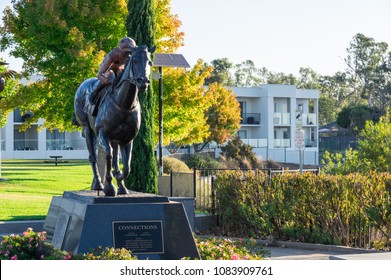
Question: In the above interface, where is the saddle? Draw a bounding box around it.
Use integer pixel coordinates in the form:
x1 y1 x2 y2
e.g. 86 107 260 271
90 73 121 117
91 86 110 117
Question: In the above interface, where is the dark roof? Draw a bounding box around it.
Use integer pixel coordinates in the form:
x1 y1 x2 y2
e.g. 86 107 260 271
154 53 190 68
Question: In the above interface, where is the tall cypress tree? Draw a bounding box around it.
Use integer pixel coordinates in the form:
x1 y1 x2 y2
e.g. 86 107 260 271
124 0 158 193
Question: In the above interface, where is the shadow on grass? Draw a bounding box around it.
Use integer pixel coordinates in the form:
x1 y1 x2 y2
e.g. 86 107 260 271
2 178 59 182
9 215 46 221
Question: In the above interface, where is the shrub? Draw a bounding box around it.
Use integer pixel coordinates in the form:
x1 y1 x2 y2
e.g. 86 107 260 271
162 157 191 173
1 229 268 260
220 138 258 168
74 247 137 260
195 237 267 260
0 228 69 260
185 154 223 169
214 170 391 249
0 228 137 260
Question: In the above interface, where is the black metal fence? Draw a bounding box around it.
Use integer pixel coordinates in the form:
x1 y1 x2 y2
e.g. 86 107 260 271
160 167 384 249
160 167 321 214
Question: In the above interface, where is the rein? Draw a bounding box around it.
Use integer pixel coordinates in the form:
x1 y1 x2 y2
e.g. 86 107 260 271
115 56 137 89
106 91 138 112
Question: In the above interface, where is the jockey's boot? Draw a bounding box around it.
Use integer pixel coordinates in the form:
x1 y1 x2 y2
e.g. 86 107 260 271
89 82 105 117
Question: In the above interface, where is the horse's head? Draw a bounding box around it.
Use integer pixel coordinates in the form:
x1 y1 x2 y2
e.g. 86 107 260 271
127 45 156 93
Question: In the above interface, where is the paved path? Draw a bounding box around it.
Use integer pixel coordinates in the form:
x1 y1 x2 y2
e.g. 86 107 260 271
267 246 343 260
265 244 391 260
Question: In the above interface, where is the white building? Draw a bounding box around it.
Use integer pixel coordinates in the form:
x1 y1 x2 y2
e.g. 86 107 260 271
1 108 88 160
1 84 319 164
223 84 319 165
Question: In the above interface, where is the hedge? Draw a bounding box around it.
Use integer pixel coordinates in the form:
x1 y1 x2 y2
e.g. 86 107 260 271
214 171 391 249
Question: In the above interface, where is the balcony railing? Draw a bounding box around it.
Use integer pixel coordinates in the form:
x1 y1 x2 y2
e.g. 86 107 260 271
241 138 268 148
46 139 87 150
274 138 291 148
14 139 38 151
241 113 261 125
273 113 291 125
301 113 317 125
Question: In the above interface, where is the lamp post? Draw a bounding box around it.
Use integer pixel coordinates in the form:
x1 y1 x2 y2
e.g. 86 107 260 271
153 54 190 175
0 95 5 179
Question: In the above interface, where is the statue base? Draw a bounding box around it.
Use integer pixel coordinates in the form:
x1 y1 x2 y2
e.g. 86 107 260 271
43 190 199 260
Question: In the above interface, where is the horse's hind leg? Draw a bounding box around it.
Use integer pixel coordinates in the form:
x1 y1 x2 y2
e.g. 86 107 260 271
83 126 104 191
98 130 117 196
112 143 128 195
115 142 132 194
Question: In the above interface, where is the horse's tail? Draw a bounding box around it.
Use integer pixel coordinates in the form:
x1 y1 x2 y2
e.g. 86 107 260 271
72 112 80 126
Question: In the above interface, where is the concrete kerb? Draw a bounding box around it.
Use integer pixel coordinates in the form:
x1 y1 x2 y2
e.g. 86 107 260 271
0 220 44 237
270 240 374 255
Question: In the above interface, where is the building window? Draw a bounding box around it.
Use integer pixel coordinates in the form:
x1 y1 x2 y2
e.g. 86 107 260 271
236 130 247 139
46 129 66 150
310 127 315 142
14 125 38 151
239 102 246 123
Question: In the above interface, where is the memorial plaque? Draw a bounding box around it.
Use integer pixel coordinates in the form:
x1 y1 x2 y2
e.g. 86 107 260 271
51 213 70 250
112 221 164 254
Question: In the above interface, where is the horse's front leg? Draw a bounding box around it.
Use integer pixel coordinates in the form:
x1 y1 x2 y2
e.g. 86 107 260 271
83 126 104 192
112 142 121 178
112 143 128 195
98 131 117 196
114 142 132 195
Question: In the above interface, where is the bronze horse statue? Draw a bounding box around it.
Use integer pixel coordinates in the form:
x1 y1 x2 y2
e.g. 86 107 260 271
74 45 155 196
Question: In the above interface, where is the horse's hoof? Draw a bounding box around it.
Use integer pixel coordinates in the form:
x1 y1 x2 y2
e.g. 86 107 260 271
91 179 104 191
104 183 117 196
117 187 129 195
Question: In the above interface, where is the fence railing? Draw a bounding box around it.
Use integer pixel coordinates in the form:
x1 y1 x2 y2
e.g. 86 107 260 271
158 167 382 249
159 167 321 214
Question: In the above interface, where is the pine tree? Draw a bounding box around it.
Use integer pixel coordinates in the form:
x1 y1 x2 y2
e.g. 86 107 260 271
124 0 158 193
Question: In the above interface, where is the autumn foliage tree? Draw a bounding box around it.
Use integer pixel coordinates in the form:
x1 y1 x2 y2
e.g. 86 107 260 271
154 60 212 150
197 83 241 151
0 0 128 130
0 0 184 131
154 61 241 152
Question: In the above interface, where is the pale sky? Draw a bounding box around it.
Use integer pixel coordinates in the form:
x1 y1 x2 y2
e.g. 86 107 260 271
171 0 391 75
1 0 390 76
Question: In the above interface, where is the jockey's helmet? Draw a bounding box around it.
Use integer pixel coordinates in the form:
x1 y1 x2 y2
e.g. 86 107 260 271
119 37 136 52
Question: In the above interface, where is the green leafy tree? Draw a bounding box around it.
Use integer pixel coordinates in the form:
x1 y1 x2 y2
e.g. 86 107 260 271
234 60 266 86
297 67 320 89
0 62 19 126
266 71 297 85
322 110 391 174
124 0 158 193
318 94 339 126
0 0 184 131
345 33 391 111
336 104 380 134
154 60 212 149
0 0 128 130
204 58 234 86
357 111 391 172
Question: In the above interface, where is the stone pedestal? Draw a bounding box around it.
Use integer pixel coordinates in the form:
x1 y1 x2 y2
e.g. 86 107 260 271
43 190 199 260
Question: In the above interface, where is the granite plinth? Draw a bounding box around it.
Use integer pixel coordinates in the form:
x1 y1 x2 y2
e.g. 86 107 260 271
43 190 199 260
62 190 170 204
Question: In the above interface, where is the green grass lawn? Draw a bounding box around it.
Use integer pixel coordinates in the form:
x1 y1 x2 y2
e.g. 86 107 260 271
0 160 92 221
